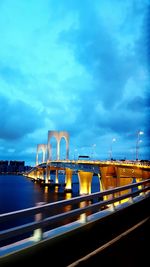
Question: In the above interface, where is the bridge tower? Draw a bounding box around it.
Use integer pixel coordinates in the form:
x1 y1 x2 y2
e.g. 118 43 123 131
47 131 69 160
36 144 47 165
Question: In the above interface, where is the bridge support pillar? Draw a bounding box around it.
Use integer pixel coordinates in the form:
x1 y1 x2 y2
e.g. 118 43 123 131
37 170 41 180
78 171 93 195
65 168 73 192
99 167 108 191
45 166 51 184
40 170 44 180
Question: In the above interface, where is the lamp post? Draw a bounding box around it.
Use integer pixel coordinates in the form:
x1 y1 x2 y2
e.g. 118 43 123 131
136 131 144 161
110 138 116 160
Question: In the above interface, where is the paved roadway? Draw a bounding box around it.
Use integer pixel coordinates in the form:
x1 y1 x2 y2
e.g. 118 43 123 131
69 217 150 267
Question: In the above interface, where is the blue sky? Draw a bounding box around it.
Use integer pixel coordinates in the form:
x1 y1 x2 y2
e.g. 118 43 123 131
0 0 149 165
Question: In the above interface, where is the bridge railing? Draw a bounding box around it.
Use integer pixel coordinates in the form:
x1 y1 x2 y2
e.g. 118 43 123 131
0 179 150 250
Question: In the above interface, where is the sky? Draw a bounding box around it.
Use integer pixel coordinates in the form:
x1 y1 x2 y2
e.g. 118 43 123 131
0 0 150 166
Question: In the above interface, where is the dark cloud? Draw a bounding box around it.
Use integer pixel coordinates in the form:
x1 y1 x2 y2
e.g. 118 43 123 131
58 0 129 109
0 64 26 85
0 94 44 140
133 3 149 67
127 96 147 112
146 4 150 65
146 86 150 140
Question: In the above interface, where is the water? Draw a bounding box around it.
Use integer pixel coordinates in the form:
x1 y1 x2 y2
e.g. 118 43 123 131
0 173 100 242
0 174 100 214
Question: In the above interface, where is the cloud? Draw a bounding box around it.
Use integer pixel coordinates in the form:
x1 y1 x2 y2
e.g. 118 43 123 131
0 94 45 140
127 96 147 112
58 4 124 108
0 64 27 86
0 0 149 162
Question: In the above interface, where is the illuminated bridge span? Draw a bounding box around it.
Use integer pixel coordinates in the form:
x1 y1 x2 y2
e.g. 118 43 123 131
25 130 150 196
26 159 150 196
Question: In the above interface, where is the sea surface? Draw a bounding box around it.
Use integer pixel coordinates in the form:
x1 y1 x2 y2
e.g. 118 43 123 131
0 173 100 245
0 174 100 214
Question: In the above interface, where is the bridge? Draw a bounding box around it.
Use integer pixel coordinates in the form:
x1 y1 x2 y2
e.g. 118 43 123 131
25 130 150 199
26 159 150 197
1 130 150 265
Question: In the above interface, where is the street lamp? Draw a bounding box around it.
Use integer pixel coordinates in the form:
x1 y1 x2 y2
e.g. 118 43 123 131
136 131 144 161
110 138 116 160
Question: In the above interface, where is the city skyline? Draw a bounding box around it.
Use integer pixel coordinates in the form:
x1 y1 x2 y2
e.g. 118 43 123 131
0 0 149 166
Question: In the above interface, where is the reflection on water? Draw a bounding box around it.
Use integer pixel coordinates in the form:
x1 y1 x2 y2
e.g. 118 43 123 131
44 186 49 202
54 186 59 193
44 186 49 193
0 174 100 214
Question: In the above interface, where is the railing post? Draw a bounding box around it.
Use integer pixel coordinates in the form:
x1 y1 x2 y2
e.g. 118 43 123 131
141 183 146 196
33 202 45 242
107 187 116 211
79 201 87 223
128 196 134 204
110 192 115 211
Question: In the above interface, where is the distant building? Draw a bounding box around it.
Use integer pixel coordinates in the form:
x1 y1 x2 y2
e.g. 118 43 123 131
0 160 31 174
9 161 25 172
0 161 9 173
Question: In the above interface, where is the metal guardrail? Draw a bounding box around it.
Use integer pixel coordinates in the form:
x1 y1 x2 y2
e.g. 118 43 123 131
0 179 150 247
